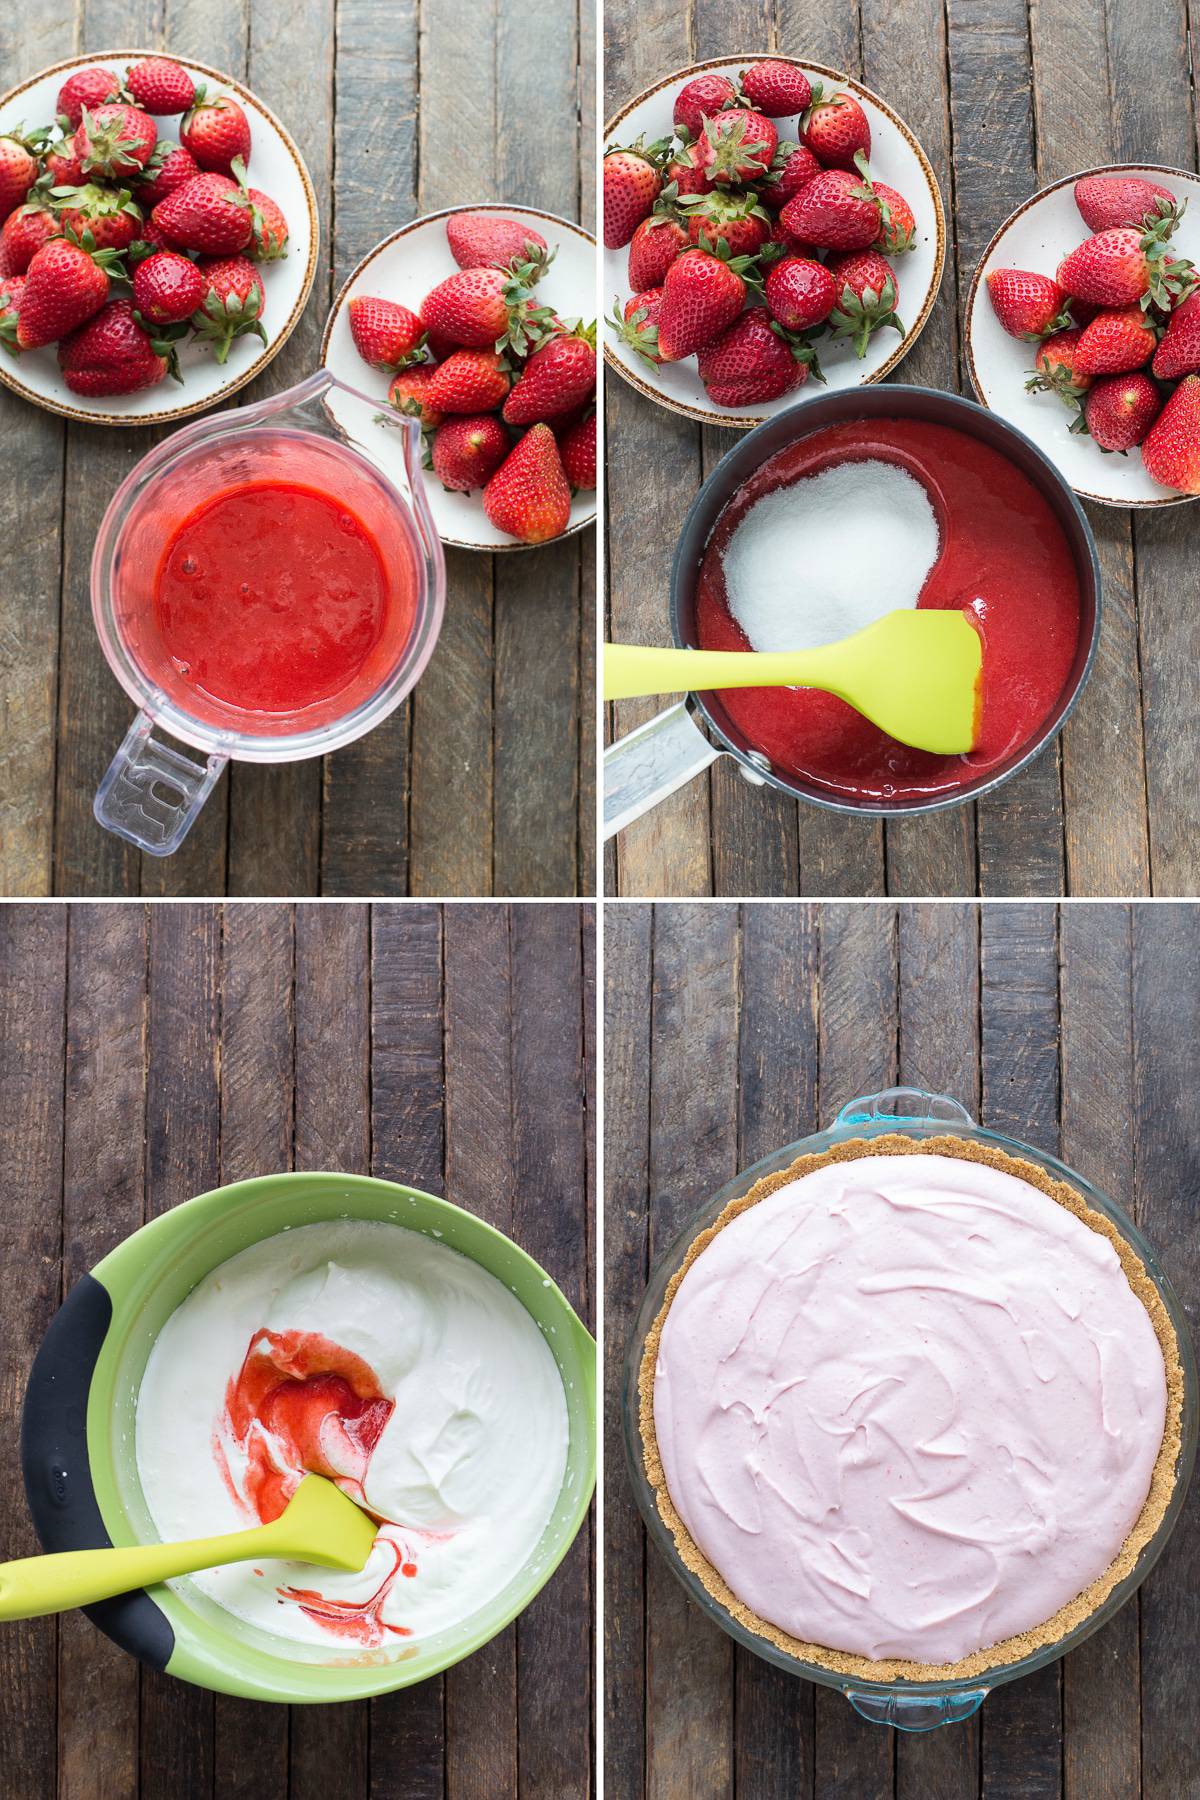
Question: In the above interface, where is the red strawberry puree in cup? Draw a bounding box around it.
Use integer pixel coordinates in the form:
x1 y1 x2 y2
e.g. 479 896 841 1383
694 418 1083 802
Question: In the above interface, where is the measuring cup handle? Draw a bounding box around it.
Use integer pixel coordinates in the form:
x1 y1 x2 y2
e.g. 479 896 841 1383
604 701 721 840
94 711 226 857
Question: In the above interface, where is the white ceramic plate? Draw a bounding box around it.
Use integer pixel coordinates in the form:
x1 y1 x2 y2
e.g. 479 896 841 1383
966 163 1200 509
0 49 318 426
603 56 946 429
322 203 597 553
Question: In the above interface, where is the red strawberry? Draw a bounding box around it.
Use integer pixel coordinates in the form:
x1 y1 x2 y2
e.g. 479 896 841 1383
696 109 778 187
503 324 596 424
431 414 509 491
132 250 204 324
673 73 739 142
872 182 917 255
0 273 24 354
678 190 770 259
985 267 1070 339
1139 374 1200 492
1071 305 1157 375
827 249 903 356
388 364 444 430
125 58 196 117
181 91 251 176
696 305 814 408
132 217 176 256
445 212 551 276
482 422 571 543
420 266 548 354
607 288 663 364
44 141 87 188
0 203 58 278
1024 327 1094 407
557 411 595 490
427 348 512 412
1082 371 1162 451
628 215 688 292
739 61 812 118
662 142 714 199
760 144 821 212
800 86 871 171
56 68 122 131
191 255 266 362
603 139 666 249
244 188 288 261
1074 175 1178 234
764 254 837 330
780 167 879 253
1057 220 1195 311
0 127 47 223
1151 292 1200 379
656 246 756 361
52 184 143 252
133 142 201 208
17 236 123 348
58 297 176 394
73 104 157 179
348 294 425 370
153 173 252 255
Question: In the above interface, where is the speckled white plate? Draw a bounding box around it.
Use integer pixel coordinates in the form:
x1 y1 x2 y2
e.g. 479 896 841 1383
966 163 1200 509
603 56 946 430
0 49 318 425
322 203 597 552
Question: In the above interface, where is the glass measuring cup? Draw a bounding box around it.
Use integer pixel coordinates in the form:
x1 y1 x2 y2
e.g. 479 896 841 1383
91 370 446 855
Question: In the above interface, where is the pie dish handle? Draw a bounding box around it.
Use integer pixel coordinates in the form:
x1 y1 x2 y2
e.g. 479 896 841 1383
834 1087 976 1129
94 711 227 858
845 1687 989 1731
603 702 722 839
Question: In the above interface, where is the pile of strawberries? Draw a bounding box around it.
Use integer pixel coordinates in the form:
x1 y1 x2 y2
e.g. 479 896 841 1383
986 174 1200 496
347 212 596 545
0 57 289 397
604 61 917 410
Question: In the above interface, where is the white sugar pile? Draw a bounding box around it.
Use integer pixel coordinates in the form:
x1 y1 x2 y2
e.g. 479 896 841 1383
722 459 941 653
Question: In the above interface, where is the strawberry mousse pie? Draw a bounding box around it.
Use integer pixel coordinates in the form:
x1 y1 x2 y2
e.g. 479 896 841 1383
641 1136 1183 1679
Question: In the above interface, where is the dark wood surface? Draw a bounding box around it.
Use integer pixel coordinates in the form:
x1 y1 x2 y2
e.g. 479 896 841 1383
0 900 595 1800
604 0 1200 899
604 901 1200 1798
0 0 595 900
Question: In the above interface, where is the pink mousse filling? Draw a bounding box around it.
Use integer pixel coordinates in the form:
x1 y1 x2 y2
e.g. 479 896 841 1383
654 1154 1167 1665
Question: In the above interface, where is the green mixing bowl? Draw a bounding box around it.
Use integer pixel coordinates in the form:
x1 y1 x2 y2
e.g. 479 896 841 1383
21 1172 596 1704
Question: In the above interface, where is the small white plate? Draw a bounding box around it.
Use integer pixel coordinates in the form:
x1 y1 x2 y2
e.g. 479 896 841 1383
966 163 1200 509
603 56 946 430
0 49 318 426
322 203 598 553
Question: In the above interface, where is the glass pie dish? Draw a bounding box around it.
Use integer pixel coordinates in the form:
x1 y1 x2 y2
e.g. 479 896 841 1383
622 1086 1197 1732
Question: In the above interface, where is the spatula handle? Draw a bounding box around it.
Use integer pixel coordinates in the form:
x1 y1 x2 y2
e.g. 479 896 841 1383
0 1528 269 1620
604 643 824 701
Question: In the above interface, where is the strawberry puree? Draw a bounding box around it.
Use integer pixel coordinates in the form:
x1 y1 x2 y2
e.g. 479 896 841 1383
280 1540 416 1647
694 418 1083 801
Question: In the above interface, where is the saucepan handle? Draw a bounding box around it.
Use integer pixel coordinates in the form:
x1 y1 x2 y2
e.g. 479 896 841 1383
603 701 722 840
94 710 227 857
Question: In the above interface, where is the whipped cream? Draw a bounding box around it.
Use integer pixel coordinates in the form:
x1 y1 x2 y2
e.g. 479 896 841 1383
136 1220 568 1651
654 1154 1167 1665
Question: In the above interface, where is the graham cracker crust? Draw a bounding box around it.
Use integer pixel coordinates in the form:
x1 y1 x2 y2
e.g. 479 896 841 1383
639 1132 1185 1683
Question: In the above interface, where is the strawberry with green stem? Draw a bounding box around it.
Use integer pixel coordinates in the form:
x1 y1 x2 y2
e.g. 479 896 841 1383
56 67 122 131
420 263 553 355
1071 305 1158 376
677 189 770 258
446 213 551 276
779 157 882 253
181 87 251 176
426 348 512 413
827 249 904 356
125 58 196 117
73 103 157 180
627 213 688 292
672 74 739 141
739 61 812 118
59 296 182 393
985 267 1072 339
132 250 205 324
603 136 670 249
191 255 266 362
51 183 144 252
482 422 571 543
503 321 596 424
656 243 762 361
348 293 425 370
1024 327 1094 409
800 84 870 170
696 304 819 407
0 123 51 223
1057 214 1196 312
431 413 510 491
17 234 126 348
1080 372 1162 451
607 288 663 365
695 109 778 187
1152 292 1200 379
0 273 24 354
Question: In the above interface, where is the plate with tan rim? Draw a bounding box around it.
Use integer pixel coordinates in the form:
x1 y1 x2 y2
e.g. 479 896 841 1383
603 57 946 430
965 163 1200 508
0 50 318 426
322 203 598 553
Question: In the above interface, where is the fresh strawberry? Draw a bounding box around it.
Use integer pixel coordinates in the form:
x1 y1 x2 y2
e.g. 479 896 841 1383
181 90 251 175
348 294 424 370
1138 374 1200 491
125 58 196 116
1081 371 1162 451
482 422 571 543
243 188 288 261
427 348 511 412
153 173 252 255
1074 175 1177 234
678 190 770 258
0 127 48 223
1057 218 1195 312
1024 327 1094 407
985 267 1070 339
871 182 917 254
607 288 663 364
1071 305 1157 375
673 73 739 142
759 144 821 211
56 67 122 131
662 141 714 199
133 142 201 207
132 249 204 324
628 215 688 292
504 323 596 424
52 184 143 252
739 60 812 118
131 217 177 257
656 245 758 361
0 203 58 278
431 414 509 491
800 85 870 171
58 296 176 393
191 255 265 362
1151 292 1200 379
556 411 595 490
389 364 444 429
779 166 879 252
696 109 778 187
44 141 87 187
764 254 837 330
0 273 24 354
420 266 549 355
696 305 814 407
827 249 903 356
445 212 551 276
16 236 123 348
73 103 157 179
603 139 667 249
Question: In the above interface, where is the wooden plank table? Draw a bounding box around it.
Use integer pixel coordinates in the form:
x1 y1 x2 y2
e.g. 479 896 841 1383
604 901 1200 1799
0 900 595 1800
604 0 1200 899
0 0 595 900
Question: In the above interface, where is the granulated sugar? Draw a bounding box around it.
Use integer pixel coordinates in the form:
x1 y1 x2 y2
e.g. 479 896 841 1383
722 459 941 653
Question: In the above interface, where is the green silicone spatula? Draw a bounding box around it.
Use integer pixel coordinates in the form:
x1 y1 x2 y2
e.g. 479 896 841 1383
604 609 982 756
0 1475 377 1622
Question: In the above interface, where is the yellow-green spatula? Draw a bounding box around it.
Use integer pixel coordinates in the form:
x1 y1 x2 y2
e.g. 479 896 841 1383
0 1475 377 1622
604 610 982 756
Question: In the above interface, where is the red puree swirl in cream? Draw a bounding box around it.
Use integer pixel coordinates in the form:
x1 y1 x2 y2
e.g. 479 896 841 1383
694 419 1083 801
